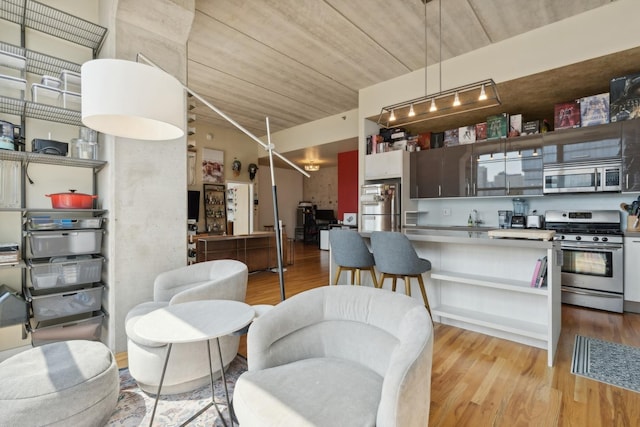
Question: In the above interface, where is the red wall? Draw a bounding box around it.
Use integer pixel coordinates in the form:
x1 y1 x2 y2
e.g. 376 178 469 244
337 150 358 221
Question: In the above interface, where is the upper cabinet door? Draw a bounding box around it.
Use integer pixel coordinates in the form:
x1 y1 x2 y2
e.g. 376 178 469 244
440 145 474 198
622 119 640 192
505 135 544 196
474 140 506 197
410 150 442 198
542 122 622 165
364 150 404 179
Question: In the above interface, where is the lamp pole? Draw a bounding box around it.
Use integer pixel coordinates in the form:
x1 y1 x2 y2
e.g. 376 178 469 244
137 53 309 301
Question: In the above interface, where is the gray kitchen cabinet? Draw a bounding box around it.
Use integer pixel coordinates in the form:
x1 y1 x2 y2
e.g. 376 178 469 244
542 121 622 165
622 119 640 192
504 135 544 196
410 145 473 198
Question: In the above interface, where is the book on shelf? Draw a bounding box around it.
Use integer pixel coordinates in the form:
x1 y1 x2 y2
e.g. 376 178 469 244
554 100 581 130
522 120 540 135
475 122 487 140
508 114 522 137
444 128 459 146
459 125 476 144
530 256 548 288
487 113 508 140
610 73 640 122
580 93 610 127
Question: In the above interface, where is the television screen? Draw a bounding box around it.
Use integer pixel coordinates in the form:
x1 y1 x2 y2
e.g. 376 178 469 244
188 190 200 221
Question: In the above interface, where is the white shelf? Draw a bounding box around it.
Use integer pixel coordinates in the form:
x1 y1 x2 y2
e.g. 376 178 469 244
432 304 548 341
431 271 547 295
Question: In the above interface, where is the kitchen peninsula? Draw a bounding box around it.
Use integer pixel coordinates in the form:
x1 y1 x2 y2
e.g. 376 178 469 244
329 228 562 366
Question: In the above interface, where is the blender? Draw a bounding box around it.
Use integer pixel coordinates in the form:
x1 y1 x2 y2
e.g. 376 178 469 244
510 198 528 228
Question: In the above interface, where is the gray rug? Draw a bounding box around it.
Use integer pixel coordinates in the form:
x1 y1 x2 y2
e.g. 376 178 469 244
107 356 247 426
571 335 640 393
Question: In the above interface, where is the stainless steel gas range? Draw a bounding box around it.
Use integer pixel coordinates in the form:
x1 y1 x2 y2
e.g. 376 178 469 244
545 210 623 313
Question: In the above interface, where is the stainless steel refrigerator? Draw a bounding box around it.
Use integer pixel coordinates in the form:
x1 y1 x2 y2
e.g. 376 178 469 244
360 181 400 232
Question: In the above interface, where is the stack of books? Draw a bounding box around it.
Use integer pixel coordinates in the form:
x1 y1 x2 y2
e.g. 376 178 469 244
530 256 548 288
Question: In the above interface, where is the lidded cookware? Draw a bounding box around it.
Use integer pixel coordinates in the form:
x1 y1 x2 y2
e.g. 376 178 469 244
46 190 97 209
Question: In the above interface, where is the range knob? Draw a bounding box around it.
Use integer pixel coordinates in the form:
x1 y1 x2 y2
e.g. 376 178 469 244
602 237 608 242
592 236 599 242
575 236 582 241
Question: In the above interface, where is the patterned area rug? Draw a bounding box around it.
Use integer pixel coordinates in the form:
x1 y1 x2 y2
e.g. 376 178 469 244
107 356 247 426
571 335 640 393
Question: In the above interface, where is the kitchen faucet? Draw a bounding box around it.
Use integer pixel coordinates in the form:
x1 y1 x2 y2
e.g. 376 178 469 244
471 209 483 227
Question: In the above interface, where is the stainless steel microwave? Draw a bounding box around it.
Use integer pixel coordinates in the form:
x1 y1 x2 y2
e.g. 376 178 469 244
543 161 621 193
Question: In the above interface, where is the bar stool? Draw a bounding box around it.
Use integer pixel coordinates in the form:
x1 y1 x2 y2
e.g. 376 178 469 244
329 229 378 287
370 231 431 316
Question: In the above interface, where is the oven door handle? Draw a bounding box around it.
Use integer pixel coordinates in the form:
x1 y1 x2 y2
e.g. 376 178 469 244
561 244 623 251
561 287 621 298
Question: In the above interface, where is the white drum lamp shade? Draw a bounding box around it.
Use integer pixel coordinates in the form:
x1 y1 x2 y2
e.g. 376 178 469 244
81 59 185 141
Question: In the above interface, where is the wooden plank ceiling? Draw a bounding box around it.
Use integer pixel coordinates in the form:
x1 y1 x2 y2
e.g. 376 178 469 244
187 0 619 167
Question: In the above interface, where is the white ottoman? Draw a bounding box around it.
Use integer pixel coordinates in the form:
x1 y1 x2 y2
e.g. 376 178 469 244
0 340 119 427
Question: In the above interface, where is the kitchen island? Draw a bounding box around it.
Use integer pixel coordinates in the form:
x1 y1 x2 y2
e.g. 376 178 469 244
329 228 562 366
196 231 290 272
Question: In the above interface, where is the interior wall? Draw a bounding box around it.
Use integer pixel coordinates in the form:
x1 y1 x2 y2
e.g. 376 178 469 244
337 150 358 220
303 167 338 213
105 0 194 353
187 122 261 233
257 166 303 235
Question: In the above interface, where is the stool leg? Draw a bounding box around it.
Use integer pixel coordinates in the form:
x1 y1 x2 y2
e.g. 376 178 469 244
355 268 361 286
368 268 379 288
333 266 343 285
417 274 432 317
350 269 356 285
392 275 397 292
379 273 387 289
404 276 412 296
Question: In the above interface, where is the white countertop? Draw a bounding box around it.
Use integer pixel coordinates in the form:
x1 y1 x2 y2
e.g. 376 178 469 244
361 227 559 249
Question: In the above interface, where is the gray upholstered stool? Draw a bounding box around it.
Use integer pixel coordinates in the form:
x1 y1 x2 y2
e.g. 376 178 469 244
0 340 119 427
371 231 432 316
329 228 378 287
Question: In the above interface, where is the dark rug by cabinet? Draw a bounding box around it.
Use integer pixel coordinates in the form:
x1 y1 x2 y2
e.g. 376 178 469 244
571 335 640 393
107 356 247 426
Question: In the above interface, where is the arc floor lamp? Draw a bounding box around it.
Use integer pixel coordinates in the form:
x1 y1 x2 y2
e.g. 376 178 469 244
81 54 309 301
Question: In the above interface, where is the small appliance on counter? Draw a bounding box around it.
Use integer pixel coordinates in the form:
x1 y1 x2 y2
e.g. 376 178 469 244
498 210 512 229
526 212 544 229
510 198 528 228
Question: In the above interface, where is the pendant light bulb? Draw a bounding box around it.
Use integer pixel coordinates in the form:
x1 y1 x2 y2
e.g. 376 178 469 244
533 148 539 156
408 104 416 117
453 91 461 107
479 84 487 101
429 99 437 112
389 109 396 121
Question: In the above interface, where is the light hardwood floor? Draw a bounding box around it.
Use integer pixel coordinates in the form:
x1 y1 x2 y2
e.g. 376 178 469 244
119 241 640 426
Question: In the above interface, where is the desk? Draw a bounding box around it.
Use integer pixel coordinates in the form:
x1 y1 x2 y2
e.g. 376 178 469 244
135 300 255 426
196 232 290 271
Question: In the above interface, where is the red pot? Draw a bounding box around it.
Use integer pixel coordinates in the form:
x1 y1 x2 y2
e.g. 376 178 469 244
46 190 97 209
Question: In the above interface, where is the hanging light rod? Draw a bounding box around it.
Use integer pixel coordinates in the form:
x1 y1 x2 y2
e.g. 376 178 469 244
377 78 501 128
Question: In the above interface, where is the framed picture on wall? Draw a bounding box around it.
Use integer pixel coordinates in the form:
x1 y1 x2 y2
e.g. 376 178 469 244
202 148 224 183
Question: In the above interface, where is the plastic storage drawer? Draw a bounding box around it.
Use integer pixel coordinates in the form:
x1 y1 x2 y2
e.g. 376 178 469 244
29 255 104 290
27 216 104 230
26 284 103 321
31 312 103 347
28 230 103 258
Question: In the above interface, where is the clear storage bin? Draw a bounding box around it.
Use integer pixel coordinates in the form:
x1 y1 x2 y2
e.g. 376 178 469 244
26 284 103 321
60 70 81 92
31 312 103 347
61 90 81 110
0 74 27 99
31 83 60 105
29 255 104 289
28 230 103 258
27 216 104 230
0 160 21 208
